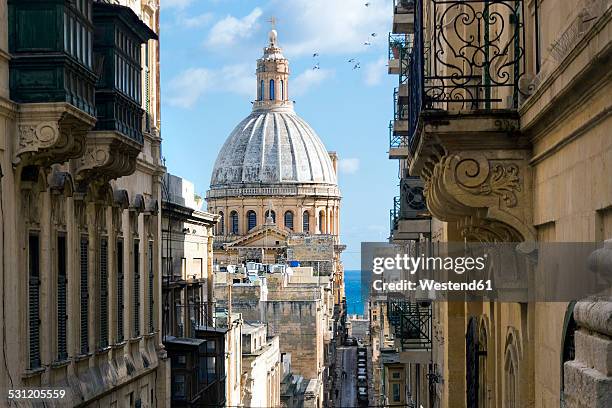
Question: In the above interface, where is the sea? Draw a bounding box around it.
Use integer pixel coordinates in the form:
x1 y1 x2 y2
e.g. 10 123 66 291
344 270 366 316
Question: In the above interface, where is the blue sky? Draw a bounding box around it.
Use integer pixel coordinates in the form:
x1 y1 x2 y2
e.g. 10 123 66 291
160 0 398 269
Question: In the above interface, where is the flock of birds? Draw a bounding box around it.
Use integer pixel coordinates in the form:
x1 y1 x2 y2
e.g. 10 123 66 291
311 2 377 71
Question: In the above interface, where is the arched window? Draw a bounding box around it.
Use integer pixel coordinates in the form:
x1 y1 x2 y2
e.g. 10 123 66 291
280 80 284 100
303 211 310 233
247 210 257 231
284 211 294 230
259 80 264 101
269 79 275 100
561 302 577 404
318 210 325 234
218 212 225 235
265 210 276 223
478 322 488 408
230 211 239 234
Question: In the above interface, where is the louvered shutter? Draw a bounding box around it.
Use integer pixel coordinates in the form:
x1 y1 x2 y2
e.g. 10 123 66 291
28 234 41 369
80 237 89 354
99 238 109 348
148 241 154 333
133 240 140 337
57 235 68 360
117 240 124 342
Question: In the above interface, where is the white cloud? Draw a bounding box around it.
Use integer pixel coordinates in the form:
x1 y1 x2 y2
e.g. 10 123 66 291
205 8 263 48
162 0 192 10
272 0 391 56
364 56 387 86
338 158 360 175
291 68 334 97
166 64 253 108
180 12 214 28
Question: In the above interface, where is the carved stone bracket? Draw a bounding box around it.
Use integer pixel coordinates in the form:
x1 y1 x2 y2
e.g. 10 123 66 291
410 110 535 242
74 131 141 184
14 102 95 167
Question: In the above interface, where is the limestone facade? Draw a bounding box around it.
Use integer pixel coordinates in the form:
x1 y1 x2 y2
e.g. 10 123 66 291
0 0 168 406
381 1 612 407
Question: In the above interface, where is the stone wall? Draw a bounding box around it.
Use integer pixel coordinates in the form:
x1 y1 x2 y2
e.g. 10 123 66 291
563 300 612 408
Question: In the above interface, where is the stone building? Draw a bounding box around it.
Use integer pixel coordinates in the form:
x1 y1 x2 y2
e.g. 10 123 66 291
377 1 612 408
160 173 228 406
241 322 281 408
0 0 169 406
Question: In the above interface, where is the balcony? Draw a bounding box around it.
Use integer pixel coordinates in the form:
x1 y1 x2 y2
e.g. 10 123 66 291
390 177 431 243
389 121 409 160
387 298 432 351
73 1 157 183
8 0 97 165
393 0 415 34
402 0 534 242
388 34 412 75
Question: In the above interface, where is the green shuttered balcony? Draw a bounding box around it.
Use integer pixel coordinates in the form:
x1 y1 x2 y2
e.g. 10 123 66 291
8 0 97 116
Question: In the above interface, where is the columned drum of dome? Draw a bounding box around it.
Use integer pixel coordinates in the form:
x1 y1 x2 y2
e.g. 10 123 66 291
207 30 341 242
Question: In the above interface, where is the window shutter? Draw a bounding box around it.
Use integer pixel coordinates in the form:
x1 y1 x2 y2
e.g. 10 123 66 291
57 235 68 360
148 242 155 333
99 238 108 348
80 237 89 354
117 240 124 342
133 240 140 337
28 233 41 369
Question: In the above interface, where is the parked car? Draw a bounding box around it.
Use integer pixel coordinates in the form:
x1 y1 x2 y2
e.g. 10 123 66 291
357 375 367 384
357 361 366 368
357 367 366 376
346 337 357 346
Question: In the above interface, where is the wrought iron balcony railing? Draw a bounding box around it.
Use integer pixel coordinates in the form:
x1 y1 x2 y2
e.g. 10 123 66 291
389 121 410 150
388 33 413 62
389 196 401 235
406 0 526 152
387 298 432 350
393 88 409 121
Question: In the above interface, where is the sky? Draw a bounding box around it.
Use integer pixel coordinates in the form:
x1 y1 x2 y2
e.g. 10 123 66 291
160 0 399 270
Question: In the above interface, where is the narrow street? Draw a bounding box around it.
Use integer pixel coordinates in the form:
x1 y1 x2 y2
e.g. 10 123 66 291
334 346 357 408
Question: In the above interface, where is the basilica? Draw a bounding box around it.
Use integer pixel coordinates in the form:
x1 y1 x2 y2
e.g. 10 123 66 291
207 29 342 266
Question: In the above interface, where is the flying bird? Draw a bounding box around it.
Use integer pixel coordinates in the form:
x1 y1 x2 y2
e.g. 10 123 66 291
371 33 377 37
348 58 356 63
363 41 372 46
312 52 319 58
365 2 371 6
313 63 320 70
353 63 361 70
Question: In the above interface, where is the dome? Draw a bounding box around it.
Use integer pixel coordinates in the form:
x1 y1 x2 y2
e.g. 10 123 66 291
210 105 337 187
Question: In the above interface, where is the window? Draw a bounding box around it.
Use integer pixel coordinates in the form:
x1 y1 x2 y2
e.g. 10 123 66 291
99 237 109 348
284 211 294 230
148 241 154 333
259 80 264 101
133 240 140 337
117 239 124 342
269 79 275 100
230 211 239 234
80 236 89 354
280 80 284 100
173 374 186 399
303 211 310 233
57 234 68 360
265 210 276 223
218 211 225 235
319 211 325 233
28 233 41 369
207 356 217 382
392 383 401 402
247 210 257 231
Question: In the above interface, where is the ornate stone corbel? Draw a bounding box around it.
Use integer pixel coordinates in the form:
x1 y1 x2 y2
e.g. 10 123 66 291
14 103 95 166
74 131 141 183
